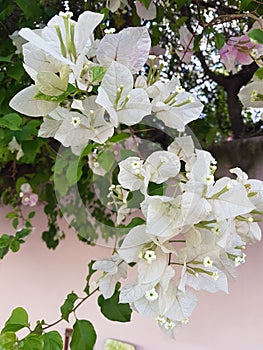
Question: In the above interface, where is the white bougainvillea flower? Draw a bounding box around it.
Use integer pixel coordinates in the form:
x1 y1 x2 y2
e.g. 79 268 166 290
96 61 151 127
8 136 24 160
151 76 203 131
207 178 255 220
118 150 180 194
19 11 104 65
51 97 114 148
10 85 58 117
142 195 183 238
238 78 263 108
135 1 156 20
145 151 180 184
92 253 128 299
106 0 130 12
167 136 195 163
9 63 69 117
236 219 262 243
183 149 216 195
164 288 197 323
118 156 148 192
22 42 64 81
96 27 151 73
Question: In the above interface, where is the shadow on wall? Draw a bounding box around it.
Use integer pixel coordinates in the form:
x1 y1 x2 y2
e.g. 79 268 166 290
209 136 263 180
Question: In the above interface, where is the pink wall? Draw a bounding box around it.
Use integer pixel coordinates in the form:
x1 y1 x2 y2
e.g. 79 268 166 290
0 205 263 350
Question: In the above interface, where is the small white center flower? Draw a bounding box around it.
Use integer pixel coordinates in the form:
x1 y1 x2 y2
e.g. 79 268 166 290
59 11 73 18
175 86 185 93
156 315 166 325
206 174 214 184
144 250 157 264
145 288 159 301
251 48 258 57
164 320 176 329
131 161 141 169
211 272 219 281
251 90 258 103
104 27 116 34
226 182 233 190
71 116 81 128
131 160 143 175
234 253 246 267
203 256 213 267
181 318 189 324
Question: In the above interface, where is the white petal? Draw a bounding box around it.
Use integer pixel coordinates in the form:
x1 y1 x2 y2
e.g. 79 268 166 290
101 61 133 103
186 269 228 293
145 151 180 184
118 225 152 263
166 289 197 321
9 85 57 117
117 88 151 125
135 1 156 20
119 282 149 303
75 11 104 54
118 157 145 191
38 117 62 138
167 136 195 162
97 27 151 73
138 247 167 285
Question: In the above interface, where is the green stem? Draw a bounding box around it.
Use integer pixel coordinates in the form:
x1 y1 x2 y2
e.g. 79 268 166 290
42 288 99 331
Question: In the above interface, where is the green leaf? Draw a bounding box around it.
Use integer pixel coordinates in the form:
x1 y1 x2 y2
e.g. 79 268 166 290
0 332 17 349
90 66 107 83
10 240 20 253
54 174 69 196
21 139 43 163
16 228 31 239
248 29 263 44
0 54 13 63
19 334 44 350
118 217 145 230
193 34 203 51
60 292 78 321
66 160 82 186
1 307 29 333
12 217 19 229
120 149 137 161
255 67 263 80
42 224 59 250
175 0 191 10
240 0 253 11
7 62 24 81
98 150 115 172
28 211 35 219
108 132 130 143
43 331 63 350
148 182 167 196
83 260 96 295
98 289 132 323
214 33 225 50
34 90 67 103
70 320 97 350
5 211 17 219
15 0 41 18
0 113 23 131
